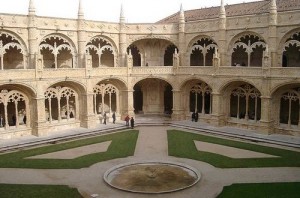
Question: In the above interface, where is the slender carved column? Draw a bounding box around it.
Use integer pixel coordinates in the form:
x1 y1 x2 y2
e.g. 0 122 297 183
178 4 186 66
218 0 227 66
28 0 38 69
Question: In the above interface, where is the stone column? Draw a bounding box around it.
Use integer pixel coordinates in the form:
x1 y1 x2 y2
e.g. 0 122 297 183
125 89 135 117
81 92 98 128
32 97 47 136
260 96 273 134
210 92 225 126
172 89 184 120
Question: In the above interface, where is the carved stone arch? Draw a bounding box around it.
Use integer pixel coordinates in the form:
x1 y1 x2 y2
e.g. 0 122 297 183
278 28 300 52
86 35 117 68
6 90 28 103
0 88 31 129
133 76 174 88
270 81 300 97
229 31 266 67
179 77 212 91
88 35 118 55
46 80 87 95
130 35 177 46
44 87 58 99
228 31 266 50
278 28 300 67
188 36 218 66
39 33 77 53
187 35 218 51
218 79 262 95
96 78 128 90
0 30 28 55
39 33 77 69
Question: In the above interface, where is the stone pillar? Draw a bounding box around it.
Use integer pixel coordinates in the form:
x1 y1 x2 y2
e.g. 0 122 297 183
210 92 225 126
81 92 98 128
28 14 38 69
77 23 86 68
259 96 274 134
269 0 278 67
125 89 135 117
178 4 186 66
218 0 227 66
119 5 127 67
172 89 184 120
77 0 86 69
32 97 47 136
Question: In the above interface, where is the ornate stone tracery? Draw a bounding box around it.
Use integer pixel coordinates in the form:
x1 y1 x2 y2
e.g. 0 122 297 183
39 34 76 69
231 34 266 67
0 89 29 129
189 37 218 66
44 86 77 123
230 84 261 121
190 82 212 114
282 32 300 67
280 88 300 128
93 83 119 115
85 37 116 67
0 32 27 70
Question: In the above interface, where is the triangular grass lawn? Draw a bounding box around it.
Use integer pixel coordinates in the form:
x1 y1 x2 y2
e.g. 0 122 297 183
217 182 300 198
0 184 83 198
0 130 138 169
168 130 300 168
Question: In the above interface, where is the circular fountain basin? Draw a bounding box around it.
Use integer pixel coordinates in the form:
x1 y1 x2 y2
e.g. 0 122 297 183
103 161 201 194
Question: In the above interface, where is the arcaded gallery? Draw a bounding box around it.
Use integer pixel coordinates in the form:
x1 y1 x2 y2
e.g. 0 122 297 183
0 0 299 139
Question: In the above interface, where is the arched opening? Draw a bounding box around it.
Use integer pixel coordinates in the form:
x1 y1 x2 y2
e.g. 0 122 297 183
86 37 116 67
0 86 32 131
282 32 300 67
127 45 141 67
231 34 266 67
39 34 75 69
189 37 217 66
229 84 261 121
0 32 27 70
133 78 173 116
44 84 78 123
129 38 177 66
164 45 177 66
189 82 212 115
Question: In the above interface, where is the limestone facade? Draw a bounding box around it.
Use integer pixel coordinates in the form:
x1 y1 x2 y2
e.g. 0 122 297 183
0 0 299 139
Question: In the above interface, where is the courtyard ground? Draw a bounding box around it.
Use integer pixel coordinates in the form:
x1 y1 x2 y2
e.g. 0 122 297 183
0 119 300 198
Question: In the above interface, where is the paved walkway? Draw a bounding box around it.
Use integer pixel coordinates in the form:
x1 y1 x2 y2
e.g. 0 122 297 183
0 125 300 198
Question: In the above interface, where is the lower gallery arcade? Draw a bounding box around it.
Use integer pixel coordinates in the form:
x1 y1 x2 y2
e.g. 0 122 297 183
0 80 299 138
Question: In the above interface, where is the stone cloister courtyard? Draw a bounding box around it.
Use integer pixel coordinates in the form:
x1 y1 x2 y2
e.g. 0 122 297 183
0 119 300 198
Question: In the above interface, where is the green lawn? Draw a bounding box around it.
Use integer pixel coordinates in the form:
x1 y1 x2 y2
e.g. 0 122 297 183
217 182 300 198
0 130 138 169
168 130 300 168
0 184 83 198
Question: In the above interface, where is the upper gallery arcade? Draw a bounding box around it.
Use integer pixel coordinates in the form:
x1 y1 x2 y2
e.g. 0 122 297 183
0 0 299 139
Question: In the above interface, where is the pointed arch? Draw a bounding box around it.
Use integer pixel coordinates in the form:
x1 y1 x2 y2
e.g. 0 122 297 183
229 32 267 67
0 31 28 70
39 34 77 69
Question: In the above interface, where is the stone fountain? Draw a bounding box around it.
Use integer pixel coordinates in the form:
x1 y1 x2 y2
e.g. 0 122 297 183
103 161 200 194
